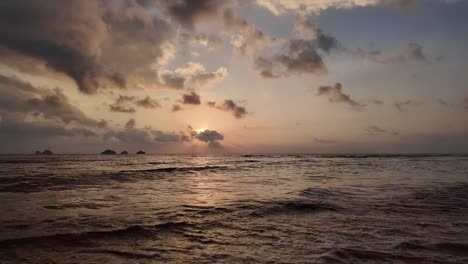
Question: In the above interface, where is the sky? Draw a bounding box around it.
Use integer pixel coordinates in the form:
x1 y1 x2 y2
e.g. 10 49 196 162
0 0 467 154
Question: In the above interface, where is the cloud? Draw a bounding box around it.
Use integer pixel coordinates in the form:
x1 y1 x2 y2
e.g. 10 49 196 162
0 0 175 93
369 99 384 105
172 104 183 112
438 98 468 110
158 73 186 90
255 39 327 78
0 74 104 127
293 14 339 53
253 0 454 15
0 74 226 151
136 96 161 109
190 128 224 148
125 119 136 129
207 99 248 118
109 95 160 113
394 99 422 112
355 43 433 64
223 8 277 54
191 68 228 87
103 124 225 148
383 0 421 9
314 137 337 144
365 125 399 136
315 83 364 110
103 125 187 145
162 0 224 29
0 114 97 140
109 105 136 113
158 62 227 89
181 32 224 51
182 92 202 105
193 129 224 142
406 42 427 62
254 0 379 15
252 14 339 79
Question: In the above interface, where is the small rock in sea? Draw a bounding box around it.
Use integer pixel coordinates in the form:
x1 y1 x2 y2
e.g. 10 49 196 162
136 151 146 154
120 151 129 155
34 150 41 155
101 149 117 155
42 150 53 155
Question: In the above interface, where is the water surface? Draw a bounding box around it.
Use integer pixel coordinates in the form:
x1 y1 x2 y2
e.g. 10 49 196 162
0 154 467 263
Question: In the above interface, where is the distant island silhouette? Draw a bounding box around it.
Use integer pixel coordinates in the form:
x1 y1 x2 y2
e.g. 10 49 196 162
100 150 145 155
35 150 54 155
101 149 117 155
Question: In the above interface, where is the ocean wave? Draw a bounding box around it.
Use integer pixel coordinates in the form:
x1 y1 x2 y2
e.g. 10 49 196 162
396 241 468 256
120 165 229 173
0 221 191 247
321 247 430 263
80 249 165 261
241 154 268 158
249 200 339 217
385 183 468 214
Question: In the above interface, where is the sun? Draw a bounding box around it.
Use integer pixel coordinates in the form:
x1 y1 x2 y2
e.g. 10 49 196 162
196 128 207 133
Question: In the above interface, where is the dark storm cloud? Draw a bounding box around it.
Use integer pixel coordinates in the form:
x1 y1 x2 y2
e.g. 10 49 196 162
182 92 201 105
315 83 364 110
109 95 160 113
0 75 104 127
366 125 399 136
0 1 115 94
0 0 175 94
207 100 248 119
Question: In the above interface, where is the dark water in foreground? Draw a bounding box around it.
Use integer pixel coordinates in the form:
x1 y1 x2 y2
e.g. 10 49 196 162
0 154 467 263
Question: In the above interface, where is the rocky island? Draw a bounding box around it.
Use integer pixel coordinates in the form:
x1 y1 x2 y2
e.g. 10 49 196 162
35 150 54 155
101 149 117 155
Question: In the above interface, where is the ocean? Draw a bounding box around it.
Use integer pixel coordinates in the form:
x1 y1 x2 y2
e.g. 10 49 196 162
0 154 467 263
